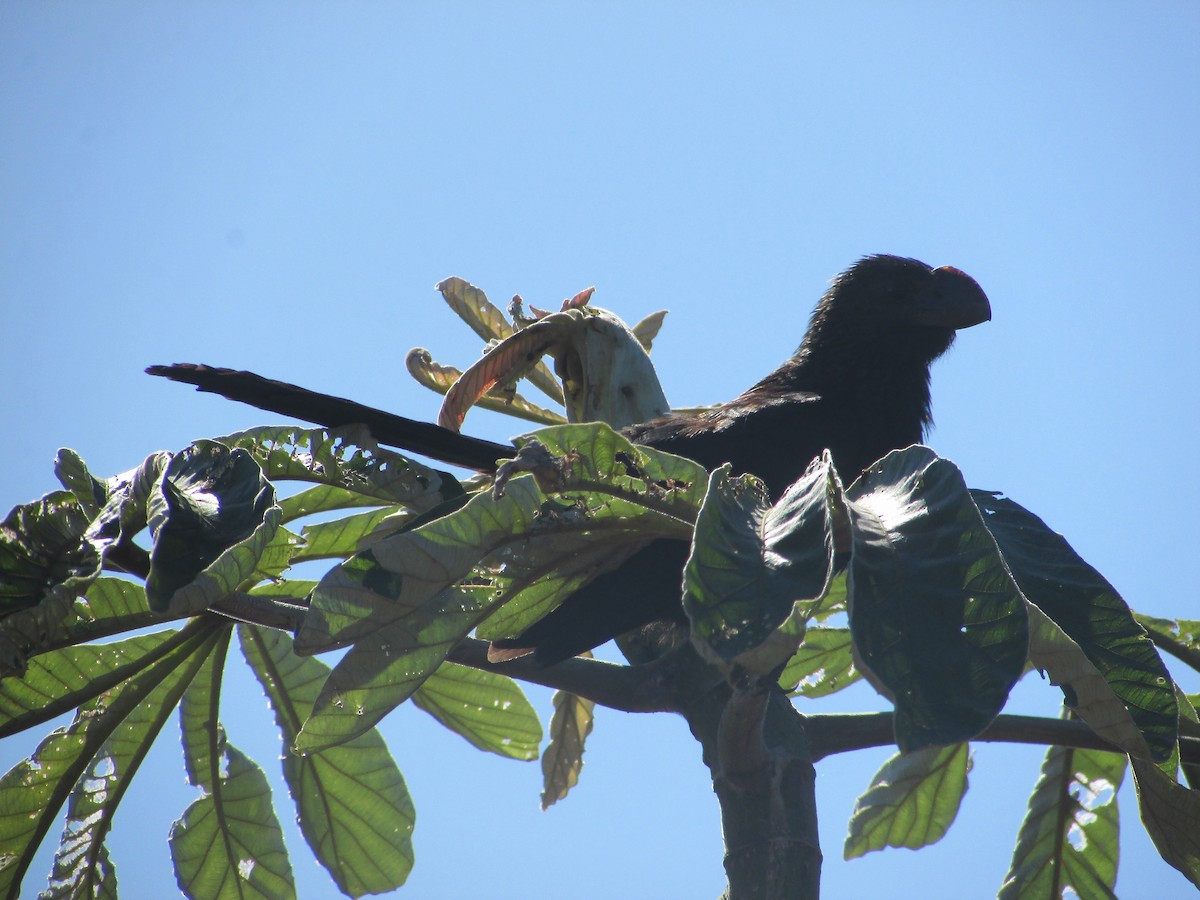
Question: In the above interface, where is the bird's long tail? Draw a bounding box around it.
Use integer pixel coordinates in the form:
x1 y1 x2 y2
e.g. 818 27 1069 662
146 363 511 472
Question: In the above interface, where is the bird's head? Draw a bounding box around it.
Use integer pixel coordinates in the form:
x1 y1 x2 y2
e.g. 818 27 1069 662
802 254 991 365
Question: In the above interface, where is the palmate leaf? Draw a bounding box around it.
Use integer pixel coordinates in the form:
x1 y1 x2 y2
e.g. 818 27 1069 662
684 457 838 675
145 441 276 611
0 618 224 900
172 630 295 900
412 662 542 760
999 742 1125 899
846 447 1029 751
238 625 414 897
293 424 707 751
0 630 183 739
844 743 971 859
974 492 1178 764
541 689 595 810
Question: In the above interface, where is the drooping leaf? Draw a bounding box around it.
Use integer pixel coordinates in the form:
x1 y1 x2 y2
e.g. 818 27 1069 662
1000 742 1126 899
778 627 859 698
1130 757 1200 889
974 491 1178 763
0 619 224 900
684 457 837 674
172 629 295 900
238 625 414 896
145 441 276 611
0 492 97 619
412 662 542 760
846 448 1028 751
541 689 595 810
844 743 971 859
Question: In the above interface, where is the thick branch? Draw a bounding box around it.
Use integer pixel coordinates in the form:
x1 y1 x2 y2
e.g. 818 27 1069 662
808 711 1200 763
446 636 687 713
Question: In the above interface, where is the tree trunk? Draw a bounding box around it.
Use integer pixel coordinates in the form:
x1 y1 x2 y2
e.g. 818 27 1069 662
684 682 822 899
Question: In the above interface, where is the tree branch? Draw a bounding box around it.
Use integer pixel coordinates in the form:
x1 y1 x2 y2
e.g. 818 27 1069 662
808 710 1200 763
446 636 687 713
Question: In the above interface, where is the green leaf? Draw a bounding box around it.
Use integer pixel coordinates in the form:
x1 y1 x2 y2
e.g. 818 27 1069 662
292 506 406 562
844 743 971 859
238 625 414 896
1000 743 1125 899
541 689 595 810
0 578 162 682
778 627 860 698
0 629 182 738
975 491 1178 763
684 457 836 674
294 423 709 750
412 662 541 760
1130 757 1200 889
145 441 276 611
172 629 295 900
0 492 97 619
298 423 707 654
0 619 224 899
219 424 463 518
52 449 108 517
846 447 1028 751
170 745 295 900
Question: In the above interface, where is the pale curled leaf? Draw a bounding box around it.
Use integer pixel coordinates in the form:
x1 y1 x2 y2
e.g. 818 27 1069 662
844 743 971 859
406 348 566 426
435 276 564 404
631 309 668 351
439 306 669 433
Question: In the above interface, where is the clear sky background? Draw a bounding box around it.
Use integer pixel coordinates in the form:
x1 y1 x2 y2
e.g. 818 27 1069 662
3 5 1199 899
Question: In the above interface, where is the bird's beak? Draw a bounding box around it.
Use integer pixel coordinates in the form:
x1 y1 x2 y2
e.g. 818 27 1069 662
915 266 992 330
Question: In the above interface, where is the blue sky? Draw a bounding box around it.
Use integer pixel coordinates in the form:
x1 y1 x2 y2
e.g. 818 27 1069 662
2 5 1198 898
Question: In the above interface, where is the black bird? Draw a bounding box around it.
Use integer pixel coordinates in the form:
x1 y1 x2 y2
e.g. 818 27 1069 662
149 254 990 665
